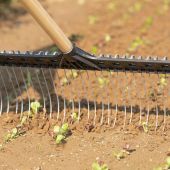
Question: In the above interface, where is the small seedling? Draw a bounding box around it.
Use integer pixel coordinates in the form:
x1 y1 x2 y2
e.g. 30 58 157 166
128 37 145 52
55 134 65 144
20 115 27 126
4 127 22 143
71 112 79 122
141 16 153 33
142 122 149 133
159 74 167 89
91 46 98 55
97 77 109 88
107 1 116 11
53 123 70 145
69 70 79 79
60 77 70 86
88 15 98 25
113 150 126 160
30 101 41 116
92 162 109 170
153 157 170 170
128 2 143 14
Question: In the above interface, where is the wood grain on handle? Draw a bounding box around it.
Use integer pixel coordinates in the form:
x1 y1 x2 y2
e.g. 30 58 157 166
20 0 73 53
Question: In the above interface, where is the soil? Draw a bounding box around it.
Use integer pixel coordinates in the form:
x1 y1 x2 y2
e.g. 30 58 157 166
0 0 170 170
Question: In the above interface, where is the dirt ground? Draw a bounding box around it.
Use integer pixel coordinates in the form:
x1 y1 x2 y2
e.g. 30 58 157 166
0 0 170 170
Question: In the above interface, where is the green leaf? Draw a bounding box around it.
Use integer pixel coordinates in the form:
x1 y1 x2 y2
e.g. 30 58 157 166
92 162 109 170
56 134 65 144
128 37 145 52
166 157 170 167
53 125 60 134
31 101 41 114
71 112 79 121
97 77 109 88
113 150 125 160
88 15 98 25
61 123 69 133
142 122 149 133
91 46 98 55
60 77 69 86
20 116 27 126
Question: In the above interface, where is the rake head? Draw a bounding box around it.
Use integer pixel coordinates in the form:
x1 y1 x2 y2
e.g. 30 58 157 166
0 48 169 132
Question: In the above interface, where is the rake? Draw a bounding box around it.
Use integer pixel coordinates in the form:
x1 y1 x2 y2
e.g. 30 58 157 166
0 0 170 131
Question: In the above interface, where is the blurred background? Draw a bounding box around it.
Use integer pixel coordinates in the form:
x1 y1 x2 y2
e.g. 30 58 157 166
0 0 170 57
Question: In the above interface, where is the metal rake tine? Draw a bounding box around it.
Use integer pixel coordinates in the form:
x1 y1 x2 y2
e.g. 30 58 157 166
12 67 24 118
70 61 90 122
0 90 2 115
6 66 18 114
154 73 159 131
49 68 60 119
123 71 128 129
129 72 134 124
106 71 112 125
162 73 169 131
26 67 37 104
0 68 9 114
63 69 70 122
69 70 75 115
138 72 143 125
41 68 52 118
35 69 46 113
85 70 90 121
93 71 98 126
99 71 105 125
0 80 2 115
20 67 31 113
146 73 150 126
163 104 167 131
72 69 83 122
113 71 119 128
56 70 66 122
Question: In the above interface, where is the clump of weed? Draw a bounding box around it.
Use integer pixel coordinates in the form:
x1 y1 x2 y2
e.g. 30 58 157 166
128 2 143 13
128 37 145 52
4 127 25 143
142 122 149 133
28 101 41 117
53 123 70 145
60 70 79 86
71 112 79 122
88 15 99 25
140 16 154 34
92 161 109 170
97 77 109 88
153 156 170 170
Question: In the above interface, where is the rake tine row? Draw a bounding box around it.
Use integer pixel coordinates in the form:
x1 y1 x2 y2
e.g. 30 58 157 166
0 66 169 131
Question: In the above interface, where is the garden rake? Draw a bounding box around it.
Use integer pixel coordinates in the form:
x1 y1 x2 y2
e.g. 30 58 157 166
0 0 170 131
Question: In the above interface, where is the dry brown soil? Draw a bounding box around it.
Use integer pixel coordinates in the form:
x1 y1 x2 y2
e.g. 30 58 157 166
0 0 170 170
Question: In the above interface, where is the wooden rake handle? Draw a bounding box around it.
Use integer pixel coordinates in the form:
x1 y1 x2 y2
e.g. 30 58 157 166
20 0 73 53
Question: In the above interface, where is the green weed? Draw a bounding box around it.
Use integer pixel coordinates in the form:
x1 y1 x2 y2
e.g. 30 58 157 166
88 15 98 25
153 156 170 170
53 123 70 145
141 16 154 33
4 127 24 143
92 162 109 170
128 37 145 52
97 77 109 88
142 122 149 133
